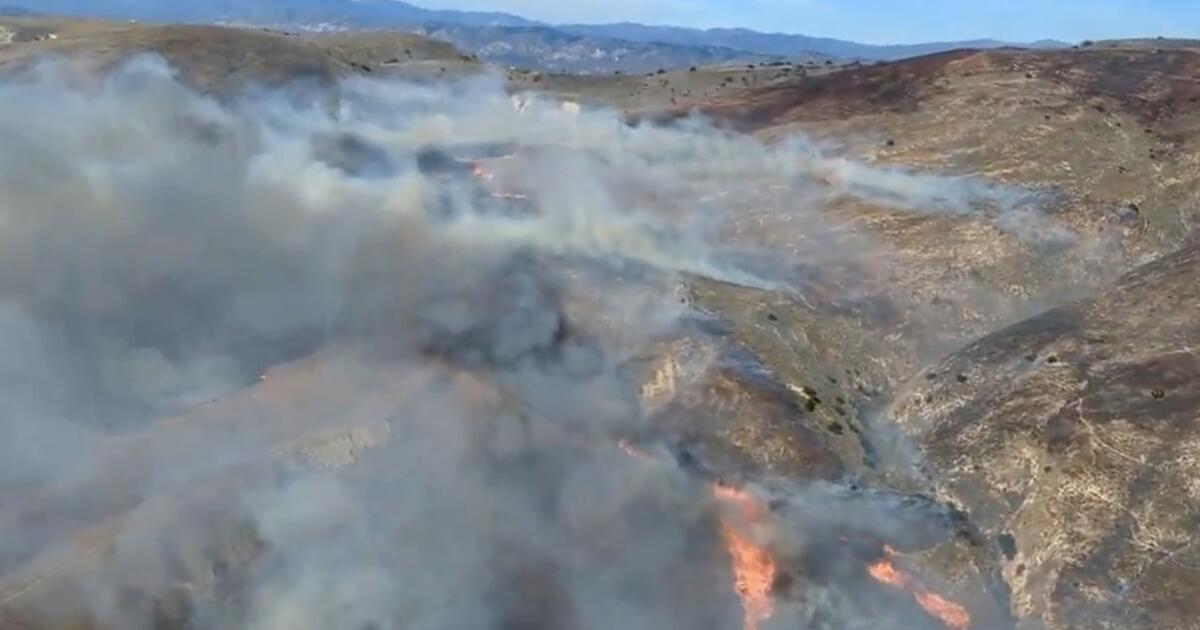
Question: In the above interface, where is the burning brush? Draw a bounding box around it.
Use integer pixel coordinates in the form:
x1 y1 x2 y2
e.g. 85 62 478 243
712 483 776 630
617 439 973 630
868 547 971 630
619 439 777 630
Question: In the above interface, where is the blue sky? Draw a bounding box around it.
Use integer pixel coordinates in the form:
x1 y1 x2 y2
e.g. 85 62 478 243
416 0 1200 44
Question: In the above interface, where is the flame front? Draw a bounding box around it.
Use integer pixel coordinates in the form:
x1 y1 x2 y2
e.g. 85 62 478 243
712 484 775 630
867 554 970 630
916 592 971 630
613 446 776 630
867 555 906 587
613 441 964 630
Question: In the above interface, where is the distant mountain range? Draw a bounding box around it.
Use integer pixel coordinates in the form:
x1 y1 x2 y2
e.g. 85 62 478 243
559 23 1069 61
1 0 1070 72
415 23 831 74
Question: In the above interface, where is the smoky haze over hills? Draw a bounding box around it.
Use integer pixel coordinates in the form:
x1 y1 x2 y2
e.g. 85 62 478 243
0 0 1067 71
556 23 1068 61
0 54 1079 629
2 7 1200 630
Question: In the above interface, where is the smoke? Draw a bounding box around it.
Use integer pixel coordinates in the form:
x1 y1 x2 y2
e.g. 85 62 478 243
0 55 1088 630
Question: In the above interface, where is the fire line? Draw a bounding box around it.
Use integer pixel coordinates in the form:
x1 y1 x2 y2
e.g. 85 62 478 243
712 484 775 630
867 550 970 630
616 441 965 630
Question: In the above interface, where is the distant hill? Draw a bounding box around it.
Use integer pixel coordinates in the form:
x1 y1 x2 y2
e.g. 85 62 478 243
559 23 1069 61
417 23 831 74
0 0 533 27
0 0 1070 71
1092 37 1200 50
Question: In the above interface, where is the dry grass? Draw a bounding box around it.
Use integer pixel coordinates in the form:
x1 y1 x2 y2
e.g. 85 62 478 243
0 17 477 94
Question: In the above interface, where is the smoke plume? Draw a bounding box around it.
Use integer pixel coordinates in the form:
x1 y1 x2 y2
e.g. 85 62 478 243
0 56 1089 630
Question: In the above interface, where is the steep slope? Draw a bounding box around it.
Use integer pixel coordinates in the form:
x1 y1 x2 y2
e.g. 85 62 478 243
0 20 1197 630
687 45 1200 278
886 239 1200 628
532 44 1200 491
654 46 1200 628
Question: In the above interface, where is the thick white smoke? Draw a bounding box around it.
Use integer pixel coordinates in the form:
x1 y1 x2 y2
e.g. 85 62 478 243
0 56 1083 630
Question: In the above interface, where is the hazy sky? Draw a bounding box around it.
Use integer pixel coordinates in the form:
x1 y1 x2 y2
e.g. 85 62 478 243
415 0 1199 44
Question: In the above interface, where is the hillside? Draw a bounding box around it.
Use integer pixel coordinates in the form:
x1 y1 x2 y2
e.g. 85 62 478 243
887 240 1200 628
0 18 1197 630
677 44 1200 628
0 0 1065 72
414 23 819 74
560 23 1068 61
548 42 1200 626
0 16 476 91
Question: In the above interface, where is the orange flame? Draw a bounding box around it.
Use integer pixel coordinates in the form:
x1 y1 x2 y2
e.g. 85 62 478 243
611 442 964 630
916 592 971 630
867 554 970 630
612 444 777 630
712 484 775 630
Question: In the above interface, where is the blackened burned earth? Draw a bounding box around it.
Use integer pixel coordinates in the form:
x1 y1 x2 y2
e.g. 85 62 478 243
0 23 1198 630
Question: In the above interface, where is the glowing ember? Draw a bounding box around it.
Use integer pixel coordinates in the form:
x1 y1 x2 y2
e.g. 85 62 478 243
468 159 528 200
867 555 970 630
713 484 775 630
867 556 906 587
470 162 495 181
